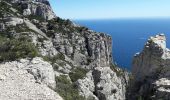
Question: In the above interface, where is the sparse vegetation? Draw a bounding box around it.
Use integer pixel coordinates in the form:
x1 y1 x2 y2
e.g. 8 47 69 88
45 17 88 38
0 36 38 62
55 75 85 100
0 1 22 17
43 53 65 64
27 15 46 22
110 63 124 77
137 96 143 100
69 67 89 82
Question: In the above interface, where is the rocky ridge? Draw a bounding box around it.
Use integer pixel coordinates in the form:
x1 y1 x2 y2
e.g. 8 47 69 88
0 0 129 100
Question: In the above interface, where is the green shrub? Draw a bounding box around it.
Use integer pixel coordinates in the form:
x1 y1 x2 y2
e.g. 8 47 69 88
69 67 88 82
110 63 124 77
43 53 65 64
27 15 46 22
138 96 143 100
55 75 85 100
0 36 38 62
56 75 71 84
46 30 55 37
0 1 21 17
48 17 65 25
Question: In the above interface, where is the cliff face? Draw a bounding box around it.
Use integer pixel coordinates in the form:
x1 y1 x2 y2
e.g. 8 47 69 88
0 0 128 100
128 34 170 100
10 0 56 20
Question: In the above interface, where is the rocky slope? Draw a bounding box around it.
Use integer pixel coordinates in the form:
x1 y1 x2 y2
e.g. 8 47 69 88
128 34 170 100
0 57 63 100
0 0 129 100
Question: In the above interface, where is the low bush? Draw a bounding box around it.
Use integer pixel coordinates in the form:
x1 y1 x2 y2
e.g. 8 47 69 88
27 15 46 22
69 67 88 82
0 36 38 62
43 53 65 64
110 63 124 77
55 75 85 100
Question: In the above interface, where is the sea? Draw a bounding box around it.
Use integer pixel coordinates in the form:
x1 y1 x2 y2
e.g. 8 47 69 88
74 18 170 70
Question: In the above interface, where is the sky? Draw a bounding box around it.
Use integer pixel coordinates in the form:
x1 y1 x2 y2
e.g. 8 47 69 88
49 0 170 20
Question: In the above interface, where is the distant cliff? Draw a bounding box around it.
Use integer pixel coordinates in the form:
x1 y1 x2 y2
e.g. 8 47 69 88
128 34 170 100
0 0 129 100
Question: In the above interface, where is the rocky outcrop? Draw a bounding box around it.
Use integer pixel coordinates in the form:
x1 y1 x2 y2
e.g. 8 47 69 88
128 34 170 100
11 0 56 20
51 30 112 68
4 17 24 26
0 57 63 100
77 67 129 100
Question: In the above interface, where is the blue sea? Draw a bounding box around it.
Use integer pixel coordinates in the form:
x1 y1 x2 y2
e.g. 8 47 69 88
74 18 170 70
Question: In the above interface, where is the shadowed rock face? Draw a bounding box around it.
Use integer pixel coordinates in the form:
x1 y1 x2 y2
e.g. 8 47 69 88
128 34 170 100
133 34 166 82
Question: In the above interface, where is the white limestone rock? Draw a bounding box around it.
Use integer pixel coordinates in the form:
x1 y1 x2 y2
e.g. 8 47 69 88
38 40 59 56
76 71 98 100
25 57 56 89
23 8 31 15
5 17 24 26
0 57 63 100
77 67 128 100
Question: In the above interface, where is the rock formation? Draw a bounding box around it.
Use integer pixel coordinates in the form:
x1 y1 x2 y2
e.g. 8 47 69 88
0 0 129 100
0 57 63 100
77 67 129 100
128 34 170 100
7 0 56 20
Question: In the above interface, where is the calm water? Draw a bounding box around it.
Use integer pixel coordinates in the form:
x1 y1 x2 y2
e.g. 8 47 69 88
74 19 170 70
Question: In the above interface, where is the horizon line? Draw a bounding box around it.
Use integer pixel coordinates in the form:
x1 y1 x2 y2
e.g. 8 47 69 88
68 16 170 21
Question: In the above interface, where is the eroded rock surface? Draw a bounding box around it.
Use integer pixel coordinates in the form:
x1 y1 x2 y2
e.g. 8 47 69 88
0 57 63 100
128 34 170 100
11 0 56 20
77 67 129 100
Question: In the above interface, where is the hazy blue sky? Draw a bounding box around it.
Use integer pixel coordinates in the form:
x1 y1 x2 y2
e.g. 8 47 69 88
49 0 170 20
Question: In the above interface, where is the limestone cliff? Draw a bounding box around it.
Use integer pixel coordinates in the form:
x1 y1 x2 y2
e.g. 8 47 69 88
10 0 56 20
0 0 128 100
128 34 170 100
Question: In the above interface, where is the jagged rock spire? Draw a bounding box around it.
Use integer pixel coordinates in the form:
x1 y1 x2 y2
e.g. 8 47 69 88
128 34 170 100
